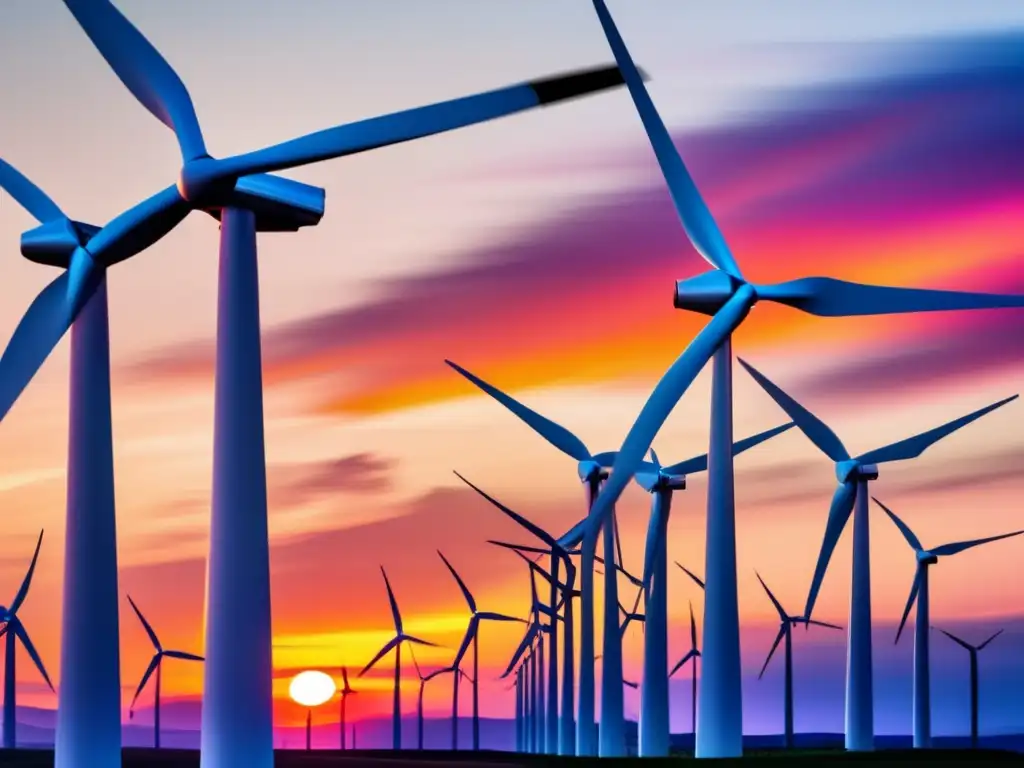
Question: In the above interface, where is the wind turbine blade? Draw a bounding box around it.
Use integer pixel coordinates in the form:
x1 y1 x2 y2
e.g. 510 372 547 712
409 643 424 681
358 636 401 677
931 529 1024 557
935 627 973 651
634 471 660 492
126 594 162 651
0 271 88 424
423 667 453 683
452 624 476 670
84 186 192 268
591 451 619 467
624 679 639 690
214 65 631 181
9 530 44 615
62 0 207 161
0 159 66 223
379 567 403 634
502 624 538 678
402 634 440 648
489 540 548 556
437 550 476 614
13 623 53 691
477 612 525 623
758 627 786 680
610 512 626 573
689 601 699 648
559 288 753 548
342 667 350 689
757 277 1024 317
754 571 788 622
801 619 843 631
456 472 558 548
895 571 921 645
662 422 795 476
590 0 743 279
445 361 591 461
669 649 698 678
130 654 161 709
593 554 642 588
803 481 857 619
977 629 1004 650
162 650 204 662
856 395 1018 465
874 498 923 551
737 358 849 462
676 563 705 590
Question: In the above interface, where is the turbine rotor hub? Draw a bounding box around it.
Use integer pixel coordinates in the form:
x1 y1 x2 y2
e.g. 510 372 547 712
674 269 751 315
917 550 938 565
177 156 233 206
835 460 879 483
577 460 608 484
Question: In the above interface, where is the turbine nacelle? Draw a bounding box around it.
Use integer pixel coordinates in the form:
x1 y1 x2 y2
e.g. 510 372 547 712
21 219 101 268
673 270 747 316
177 160 325 233
835 460 879 484
916 550 939 566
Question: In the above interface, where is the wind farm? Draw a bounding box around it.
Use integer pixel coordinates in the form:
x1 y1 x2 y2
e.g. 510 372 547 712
2 0 1024 766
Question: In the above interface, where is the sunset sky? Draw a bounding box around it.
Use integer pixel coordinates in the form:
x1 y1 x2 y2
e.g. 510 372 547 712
2 0 1024 744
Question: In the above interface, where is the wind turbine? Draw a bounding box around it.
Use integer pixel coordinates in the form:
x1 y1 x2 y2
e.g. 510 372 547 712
498 548 562 754
634 423 792 756
125 595 204 748
739 358 1017 751
670 601 701 743
455 472 578 755
408 646 459 751
0 531 52 749
446 361 641 756
876 498 1024 749
358 567 437 750
438 552 522 751
571 1 1024 756
935 626 1002 748
44 4 632 765
0 159 200 767
754 572 841 749
337 667 357 751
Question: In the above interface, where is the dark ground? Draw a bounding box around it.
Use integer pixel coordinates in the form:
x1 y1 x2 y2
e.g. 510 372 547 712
0 748 1020 766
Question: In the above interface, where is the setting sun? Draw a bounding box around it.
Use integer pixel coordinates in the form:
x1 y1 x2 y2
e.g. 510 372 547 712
288 670 337 709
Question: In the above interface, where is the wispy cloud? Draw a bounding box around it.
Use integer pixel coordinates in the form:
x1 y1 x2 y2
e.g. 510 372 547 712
123 31 1024 421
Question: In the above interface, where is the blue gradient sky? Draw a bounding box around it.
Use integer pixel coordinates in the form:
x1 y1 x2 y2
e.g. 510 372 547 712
2 0 1024 741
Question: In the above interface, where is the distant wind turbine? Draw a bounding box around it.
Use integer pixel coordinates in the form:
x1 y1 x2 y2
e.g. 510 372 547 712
739 357 1016 752
634 423 792 756
0 531 52 749
500 556 554 754
125 595 204 748
446 361 637 756
669 601 701 742
935 626 1002 749
438 551 523 751
358 567 437 750
577 0 1024 756
455 472 577 755
754 572 841 749
337 667 357 751
409 646 462 751
877 498 1023 749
